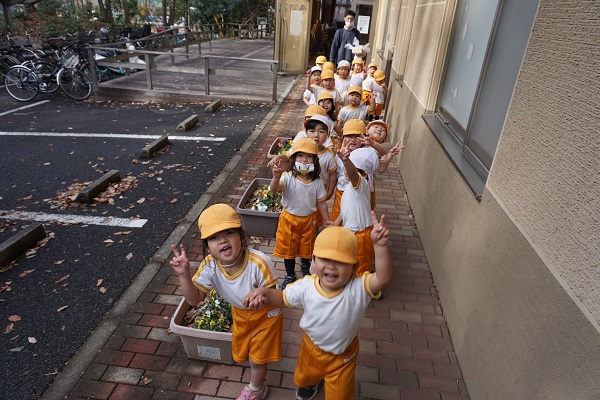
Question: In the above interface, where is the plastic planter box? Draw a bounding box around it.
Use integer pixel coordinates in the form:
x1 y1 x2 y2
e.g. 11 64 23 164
267 137 292 159
170 297 234 364
236 178 281 237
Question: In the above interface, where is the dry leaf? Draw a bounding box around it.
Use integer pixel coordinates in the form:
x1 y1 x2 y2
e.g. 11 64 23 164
96 279 103 287
18 269 34 278
22 195 33 200
126 253 133 260
54 275 70 284
4 323 14 334
113 231 132 236
142 377 153 385
137 198 145 204
28 337 37 344
99 287 107 293
8 315 21 322
104 239 114 244
57 306 68 312
54 260 65 265
170 198 178 204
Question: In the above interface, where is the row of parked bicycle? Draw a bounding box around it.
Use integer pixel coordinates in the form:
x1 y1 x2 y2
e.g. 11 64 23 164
0 31 138 102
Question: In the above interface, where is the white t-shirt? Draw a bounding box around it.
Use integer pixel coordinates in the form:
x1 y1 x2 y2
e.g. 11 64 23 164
318 147 337 188
372 82 385 104
192 248 278 309
312 86 342 106
335 76 351 97
337 105 369 124
362 76 375 92
339 175 372 232
283 274 380 354
280 171 327 216
335 155 349 192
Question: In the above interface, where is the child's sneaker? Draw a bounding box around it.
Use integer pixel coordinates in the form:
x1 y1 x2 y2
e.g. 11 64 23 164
281 274 297 290
300 263 311 276
237 383 269 400
296 385 318 400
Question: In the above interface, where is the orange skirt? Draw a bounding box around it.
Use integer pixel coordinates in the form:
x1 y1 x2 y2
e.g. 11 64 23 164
273 210 317 260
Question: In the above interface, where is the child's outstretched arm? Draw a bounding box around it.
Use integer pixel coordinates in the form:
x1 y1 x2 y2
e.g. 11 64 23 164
305 68 314 93
325 169 337 200
242 287 286 309
170 244 204 307
378 142 406 173
317 200 332 227
360 135 389 156
366 211 392 294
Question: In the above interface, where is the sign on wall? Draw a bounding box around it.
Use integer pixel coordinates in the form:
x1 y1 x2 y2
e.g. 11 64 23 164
357 15 370 34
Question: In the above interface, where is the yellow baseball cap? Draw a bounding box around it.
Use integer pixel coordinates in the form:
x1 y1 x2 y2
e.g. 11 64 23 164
367 120 389 133
305 104 327 117
373 70 386 81
322 62 335 71
348 85 362 95
198 204 241 239
316 55 327 64
342 119 367 136
367 62 377 69
321 69 335 80
313 226 358 264
351 57 363 65
317 91 334 102
290 137 319 156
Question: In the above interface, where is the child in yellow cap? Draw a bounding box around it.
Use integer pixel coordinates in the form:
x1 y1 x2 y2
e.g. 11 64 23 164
362 61 377 104
330 119 388 221
322 61 335 72
242 216 392 400
334 143 380 275
269 138 333 289
315 55 327 68
303 65 322 106
303 114 338 201
336 85 376 132
170 204 282 400
369 69 388 121
306 69 342 113
334 60 352 97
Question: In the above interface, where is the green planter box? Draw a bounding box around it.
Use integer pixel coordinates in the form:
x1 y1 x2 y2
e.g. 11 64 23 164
170 297 234 364
236 178 281 237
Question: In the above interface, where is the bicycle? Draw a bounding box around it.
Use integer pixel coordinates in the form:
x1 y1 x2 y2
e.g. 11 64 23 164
4 58 92 101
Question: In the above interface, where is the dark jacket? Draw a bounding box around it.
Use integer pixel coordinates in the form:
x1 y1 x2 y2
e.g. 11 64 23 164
329 27 361 65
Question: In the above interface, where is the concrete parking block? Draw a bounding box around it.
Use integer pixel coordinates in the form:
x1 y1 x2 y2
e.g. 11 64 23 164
0 223 45 267
204 99 222 113
139 134 170 158
75 170 121 203
176 114 199 132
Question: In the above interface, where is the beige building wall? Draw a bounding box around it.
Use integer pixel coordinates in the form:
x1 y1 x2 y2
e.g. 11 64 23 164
377 0 600 398
274 0 312 73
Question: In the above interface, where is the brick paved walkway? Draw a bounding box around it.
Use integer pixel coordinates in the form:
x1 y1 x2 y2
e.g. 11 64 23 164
65 78 470 400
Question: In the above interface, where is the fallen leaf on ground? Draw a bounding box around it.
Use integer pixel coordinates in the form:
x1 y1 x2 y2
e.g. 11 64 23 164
126 253 133 260
137 198 145 204
28 337 37 344
54 260 65 265
4 323 14 334
96 279 103 287
9 346 23 352
8 315 21 322
99 287 107 293
18 269 35 278
113 231 132 236
170 198 178 204
54 275 70 284
104 239 114 244
142 377 153 385
57 306 68 312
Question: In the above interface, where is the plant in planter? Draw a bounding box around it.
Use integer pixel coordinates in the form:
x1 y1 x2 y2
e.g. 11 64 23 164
267 137 294 158
181 289 233 332
243 184 283 213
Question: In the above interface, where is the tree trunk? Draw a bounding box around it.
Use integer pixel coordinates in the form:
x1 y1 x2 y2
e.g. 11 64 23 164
162 0 167 26
169 0 176 25
2 1 13 32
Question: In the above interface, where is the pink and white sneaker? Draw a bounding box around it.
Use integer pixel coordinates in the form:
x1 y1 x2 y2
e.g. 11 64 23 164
237 383 269 400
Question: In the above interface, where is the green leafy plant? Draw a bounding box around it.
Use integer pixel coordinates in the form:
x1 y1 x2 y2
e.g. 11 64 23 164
274 138 293 155
244 184 282 212
181 290 233 332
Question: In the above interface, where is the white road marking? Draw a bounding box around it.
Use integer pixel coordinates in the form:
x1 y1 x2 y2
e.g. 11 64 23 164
0 131 226 141
0 210 147 228
0 100 51 117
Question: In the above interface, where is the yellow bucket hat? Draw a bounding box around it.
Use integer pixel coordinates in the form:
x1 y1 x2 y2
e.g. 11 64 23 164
373 70 386 82
342 119 367 136
316 55 327 64
348 85 362 95
313 226 358 264
305 104 327 118
197 204 241 239
322 62 335 71
317 91 334 102
321 69 335 80
290 137 319 156
367 62 377 69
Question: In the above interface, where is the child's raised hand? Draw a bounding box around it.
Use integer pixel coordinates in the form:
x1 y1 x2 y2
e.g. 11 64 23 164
170 244 190 276
336 140 351 160
370 210 391 247
389 142 406 157
359 134 374 147
270 157 283 178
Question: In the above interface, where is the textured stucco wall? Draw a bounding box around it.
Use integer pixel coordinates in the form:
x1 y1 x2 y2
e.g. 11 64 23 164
381 0 600 398
487 0 600 324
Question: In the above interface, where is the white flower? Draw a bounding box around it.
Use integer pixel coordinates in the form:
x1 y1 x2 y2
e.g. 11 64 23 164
257 204 268 212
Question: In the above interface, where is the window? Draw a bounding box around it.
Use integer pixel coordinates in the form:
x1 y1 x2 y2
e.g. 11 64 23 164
391 0 414 77
423 0 539 195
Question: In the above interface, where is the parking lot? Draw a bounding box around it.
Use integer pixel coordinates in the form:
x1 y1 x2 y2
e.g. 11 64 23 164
0 90 273 398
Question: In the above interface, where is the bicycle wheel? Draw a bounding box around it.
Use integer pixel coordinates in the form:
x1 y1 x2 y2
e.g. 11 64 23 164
0 54 20 78
31 62 60 93
57 68 92 100
4 65 39 102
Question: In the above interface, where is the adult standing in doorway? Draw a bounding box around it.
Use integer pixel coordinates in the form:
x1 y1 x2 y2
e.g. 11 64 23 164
329 10 361 66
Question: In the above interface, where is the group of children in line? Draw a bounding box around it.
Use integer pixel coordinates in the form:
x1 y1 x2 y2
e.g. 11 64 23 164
170 56 404 400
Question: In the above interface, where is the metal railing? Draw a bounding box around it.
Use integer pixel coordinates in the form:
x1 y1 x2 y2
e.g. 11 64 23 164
86 27 279 102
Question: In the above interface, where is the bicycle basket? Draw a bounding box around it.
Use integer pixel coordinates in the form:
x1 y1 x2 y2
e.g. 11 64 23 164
63 54 80 69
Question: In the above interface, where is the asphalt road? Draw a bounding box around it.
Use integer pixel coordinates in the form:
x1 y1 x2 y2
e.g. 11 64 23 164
0 91 272 398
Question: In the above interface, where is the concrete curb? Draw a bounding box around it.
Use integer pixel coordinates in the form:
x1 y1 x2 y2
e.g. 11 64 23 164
0 223 46 267
139 134 169 158
205 99 222 113
176 114 199 132
40 73 302 400
75 170 121 203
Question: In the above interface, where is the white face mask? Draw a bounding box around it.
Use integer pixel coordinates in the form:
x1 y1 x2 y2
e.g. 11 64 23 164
345 21 354 29
295 161 315 174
